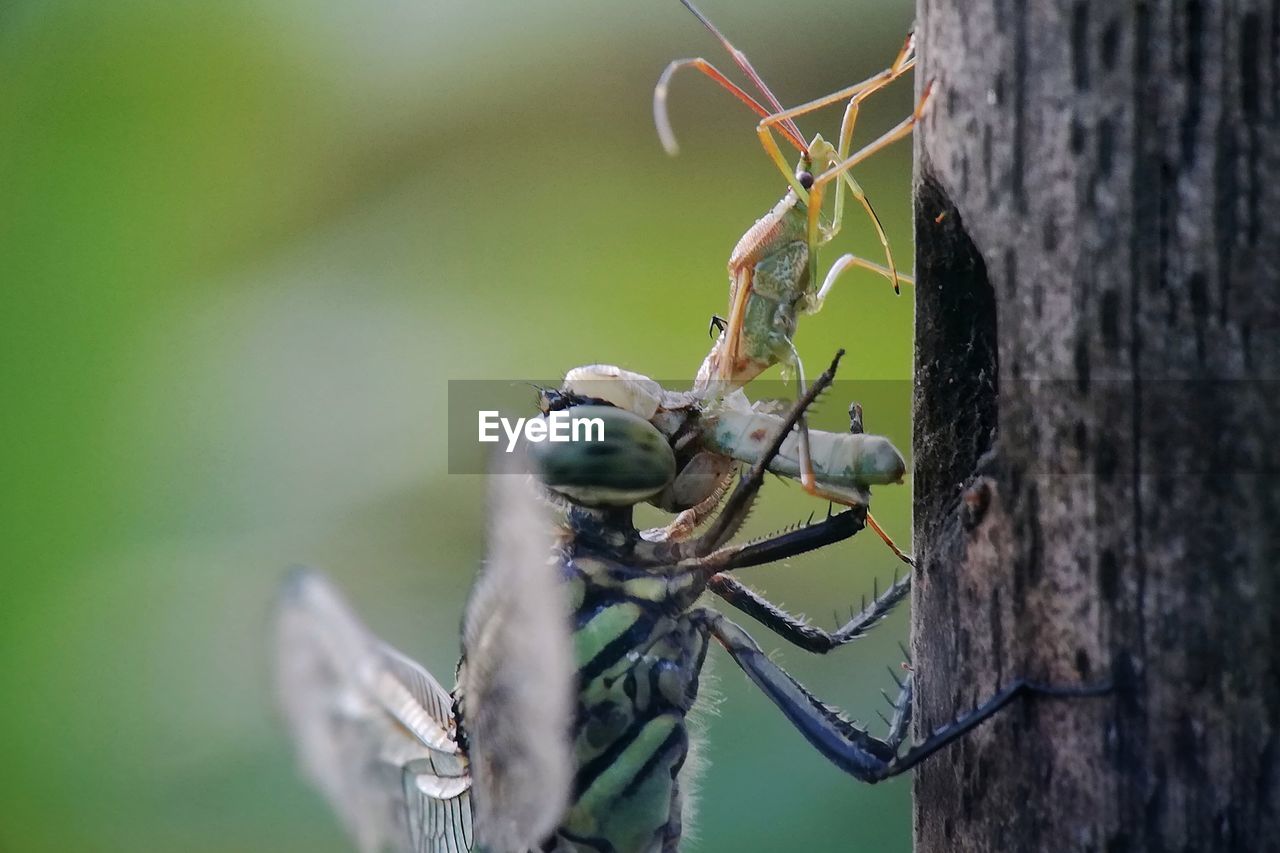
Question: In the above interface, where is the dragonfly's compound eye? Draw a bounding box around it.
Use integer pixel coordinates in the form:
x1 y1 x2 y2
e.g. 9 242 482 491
798 170 814 190
529 405 676 507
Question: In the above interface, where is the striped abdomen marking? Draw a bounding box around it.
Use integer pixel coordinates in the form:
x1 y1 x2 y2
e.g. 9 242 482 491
557 562 711 853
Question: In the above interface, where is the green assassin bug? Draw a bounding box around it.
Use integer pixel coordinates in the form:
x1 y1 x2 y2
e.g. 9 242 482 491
276 353 1107 853
654 0 930 557
655 0 926 398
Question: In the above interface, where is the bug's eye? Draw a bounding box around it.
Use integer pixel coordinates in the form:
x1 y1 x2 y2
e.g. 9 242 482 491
798 171 814 190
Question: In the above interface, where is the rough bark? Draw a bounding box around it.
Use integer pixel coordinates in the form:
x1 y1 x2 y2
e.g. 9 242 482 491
910 1 1280 851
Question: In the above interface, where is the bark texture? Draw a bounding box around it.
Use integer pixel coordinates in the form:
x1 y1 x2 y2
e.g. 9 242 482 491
911 1 1280 850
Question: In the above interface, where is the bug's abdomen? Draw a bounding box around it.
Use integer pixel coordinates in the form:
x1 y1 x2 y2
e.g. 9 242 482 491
726 240 808 380
552 588 709 853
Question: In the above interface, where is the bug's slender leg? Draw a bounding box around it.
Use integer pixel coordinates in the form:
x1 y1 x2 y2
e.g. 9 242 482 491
777 342 917 568
823 44 913 293
813 256 915 313
806 82 935 244
702 609 1109 782
674 350 844 559
754 33 917 206
759 34 917 289
754 32 915 156
707 569 910 653
864 513 914 566
784 338 821 518
824 188 905 294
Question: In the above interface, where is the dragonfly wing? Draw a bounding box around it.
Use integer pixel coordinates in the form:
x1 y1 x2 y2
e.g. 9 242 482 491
275 569 473 853
458 460 576 852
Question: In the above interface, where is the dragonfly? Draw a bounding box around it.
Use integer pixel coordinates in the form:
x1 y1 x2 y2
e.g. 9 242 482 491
275 6 1106 849
276 351 1104 852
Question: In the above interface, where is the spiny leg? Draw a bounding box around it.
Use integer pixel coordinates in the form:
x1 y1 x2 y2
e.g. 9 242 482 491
867 677 1112 782
791 460 914 568
640 473 732 543
681 502 869 576
707 567 910 653
881 669 914 752
700 609 901 776
704 609 1108 783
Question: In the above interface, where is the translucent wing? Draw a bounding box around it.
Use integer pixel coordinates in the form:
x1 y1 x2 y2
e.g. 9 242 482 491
457 458 576 852
274 569 474 853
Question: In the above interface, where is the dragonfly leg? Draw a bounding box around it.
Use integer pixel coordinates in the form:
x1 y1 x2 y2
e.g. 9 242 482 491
702 609 1109 782
641 473 732 543
707 569 910 653
699 608 904 778
867 677 1112 782
679 504 868 577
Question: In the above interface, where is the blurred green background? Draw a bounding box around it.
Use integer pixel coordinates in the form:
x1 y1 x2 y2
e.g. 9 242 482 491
0 1 918 850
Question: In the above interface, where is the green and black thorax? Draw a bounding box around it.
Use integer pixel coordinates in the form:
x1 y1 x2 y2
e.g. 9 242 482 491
538 503 717 853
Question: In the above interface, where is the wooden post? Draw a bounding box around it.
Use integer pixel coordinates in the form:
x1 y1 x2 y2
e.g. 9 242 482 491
910 1 1280 849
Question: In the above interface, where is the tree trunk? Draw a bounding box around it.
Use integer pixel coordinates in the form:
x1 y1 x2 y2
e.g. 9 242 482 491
910 1 1280 850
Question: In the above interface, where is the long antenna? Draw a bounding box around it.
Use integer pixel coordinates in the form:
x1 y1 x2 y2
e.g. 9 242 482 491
679 0 806 149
